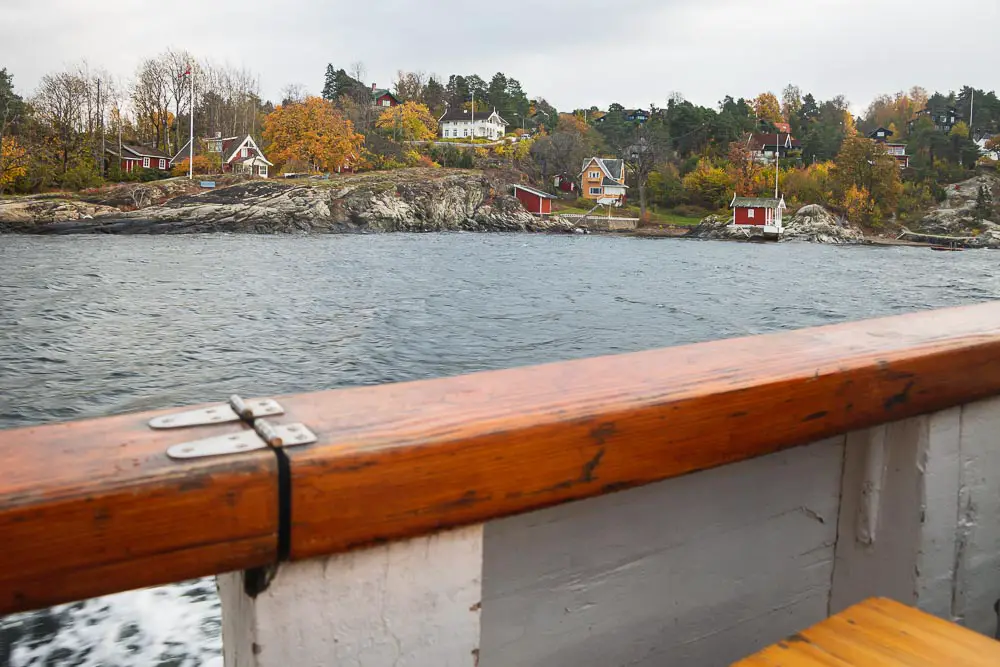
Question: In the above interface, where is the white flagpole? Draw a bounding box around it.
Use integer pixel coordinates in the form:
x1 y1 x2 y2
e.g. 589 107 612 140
188 67 194 180
774 132 779 199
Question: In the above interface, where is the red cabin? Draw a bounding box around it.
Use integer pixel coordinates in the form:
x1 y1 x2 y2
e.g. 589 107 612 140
105 144 172 173
512 184 556 215
730 195 786 231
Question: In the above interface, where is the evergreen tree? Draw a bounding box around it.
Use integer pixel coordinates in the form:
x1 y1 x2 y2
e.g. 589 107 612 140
321 64 338 101
421 76 447 118
975 183 993 220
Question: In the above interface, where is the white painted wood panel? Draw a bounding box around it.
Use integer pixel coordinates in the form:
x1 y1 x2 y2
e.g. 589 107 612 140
916 407 962 620
478 439 845 667
219 525 483 667
954 397 1000 635
830 419 926 613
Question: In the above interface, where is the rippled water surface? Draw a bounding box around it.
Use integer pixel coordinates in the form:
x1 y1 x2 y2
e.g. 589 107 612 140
2 234 999 666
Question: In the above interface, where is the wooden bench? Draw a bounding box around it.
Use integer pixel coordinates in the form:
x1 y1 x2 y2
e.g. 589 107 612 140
735 598 1000 666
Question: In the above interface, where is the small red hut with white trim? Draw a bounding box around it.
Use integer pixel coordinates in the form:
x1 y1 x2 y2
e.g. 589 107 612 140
730 194 786 236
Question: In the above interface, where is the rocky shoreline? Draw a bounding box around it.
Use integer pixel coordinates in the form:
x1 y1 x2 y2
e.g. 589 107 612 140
4 170 997 245
0 169 579 235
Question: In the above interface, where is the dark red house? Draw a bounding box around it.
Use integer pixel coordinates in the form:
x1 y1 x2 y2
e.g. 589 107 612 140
105 144 172 173
372 84 401 109
512 184 556 215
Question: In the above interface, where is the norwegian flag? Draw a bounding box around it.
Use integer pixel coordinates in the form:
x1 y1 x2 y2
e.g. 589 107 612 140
179 67 191 80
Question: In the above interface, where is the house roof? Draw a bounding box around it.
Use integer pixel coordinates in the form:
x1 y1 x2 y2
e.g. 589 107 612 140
747 133 801 150
108 144 172 160
512 184 556 199
373 89 400 103
868 127 894 139
581 157 625 182
731 196 786 209
438 108 508 125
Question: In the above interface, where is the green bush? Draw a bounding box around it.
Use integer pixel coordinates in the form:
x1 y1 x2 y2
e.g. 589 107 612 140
60 164 103 191
138 168 170 183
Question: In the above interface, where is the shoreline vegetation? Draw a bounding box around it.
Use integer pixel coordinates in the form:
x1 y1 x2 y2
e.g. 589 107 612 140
1 167 991 247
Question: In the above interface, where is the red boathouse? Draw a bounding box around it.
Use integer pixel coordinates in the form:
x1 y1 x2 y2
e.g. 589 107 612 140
512 184 556 215
730 195 786 235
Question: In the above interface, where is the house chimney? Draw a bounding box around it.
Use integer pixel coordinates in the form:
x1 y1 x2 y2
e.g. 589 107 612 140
215 131 222 138
372 82 377 91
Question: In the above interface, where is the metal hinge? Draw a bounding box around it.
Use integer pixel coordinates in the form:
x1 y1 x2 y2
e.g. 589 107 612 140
153 395 317 460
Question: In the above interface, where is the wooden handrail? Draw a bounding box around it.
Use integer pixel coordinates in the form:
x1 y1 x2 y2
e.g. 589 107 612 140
5 302 1000 614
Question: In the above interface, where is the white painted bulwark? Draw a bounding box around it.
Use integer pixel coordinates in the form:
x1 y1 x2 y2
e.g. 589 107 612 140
479 440 845 667
219 525 483 667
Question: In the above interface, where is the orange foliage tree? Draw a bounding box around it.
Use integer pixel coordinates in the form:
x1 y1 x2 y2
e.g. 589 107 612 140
263 97 364 173
375 102 437 141
0 136 27 192
753 92 784 124
170 154 219 177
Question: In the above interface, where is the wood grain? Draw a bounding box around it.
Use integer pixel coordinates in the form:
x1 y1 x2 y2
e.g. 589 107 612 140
0 406 277 615
733 597 1000 665
282 302 1000 560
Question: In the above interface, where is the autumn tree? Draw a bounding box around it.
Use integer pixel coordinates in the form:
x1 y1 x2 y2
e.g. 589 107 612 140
727 141 762 196
375 101 437 141
832 134 902 226
0 136 27 192
753 92 783 124
682 158 734 210
781 85 802 121
263 96 364 173
0 68 24 190
985 134 1000 159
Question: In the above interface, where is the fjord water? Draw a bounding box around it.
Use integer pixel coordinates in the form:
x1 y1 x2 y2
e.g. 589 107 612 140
1 233 999 666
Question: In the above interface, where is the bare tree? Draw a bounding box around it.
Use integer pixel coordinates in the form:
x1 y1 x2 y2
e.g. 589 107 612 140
132 58 171 152
163 49 195 155
280 83 306 107
392 70 427 103
34 70 88 173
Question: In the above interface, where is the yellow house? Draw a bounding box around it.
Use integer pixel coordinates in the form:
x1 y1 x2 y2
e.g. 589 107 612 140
579 157 628 202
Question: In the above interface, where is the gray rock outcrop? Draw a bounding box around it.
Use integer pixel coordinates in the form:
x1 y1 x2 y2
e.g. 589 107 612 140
913 173 998 235
0 170 576 234
782 205 864 244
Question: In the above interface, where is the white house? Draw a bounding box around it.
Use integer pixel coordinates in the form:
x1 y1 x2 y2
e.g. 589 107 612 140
438 108 508 140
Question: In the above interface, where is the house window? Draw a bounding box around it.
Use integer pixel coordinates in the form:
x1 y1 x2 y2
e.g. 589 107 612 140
143 157 150 168
589 187 602 195
747 209 755 219
463 129 468 137
589 171 599 179
158 159 166 169
241 147 248 158
259 165 268 177
382 99 390 107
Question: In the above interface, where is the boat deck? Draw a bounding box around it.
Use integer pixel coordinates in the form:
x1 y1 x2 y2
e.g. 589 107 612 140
735 597 1000 666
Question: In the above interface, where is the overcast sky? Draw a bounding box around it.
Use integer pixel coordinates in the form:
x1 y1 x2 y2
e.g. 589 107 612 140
2 0 997 114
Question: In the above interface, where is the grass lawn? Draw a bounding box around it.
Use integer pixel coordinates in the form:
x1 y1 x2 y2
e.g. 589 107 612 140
553 201 702 227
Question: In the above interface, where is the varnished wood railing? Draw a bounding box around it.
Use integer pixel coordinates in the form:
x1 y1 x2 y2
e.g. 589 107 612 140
5 302 1000 616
